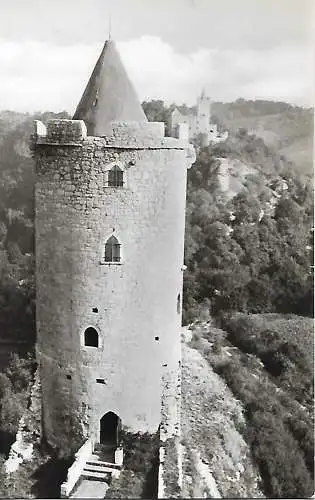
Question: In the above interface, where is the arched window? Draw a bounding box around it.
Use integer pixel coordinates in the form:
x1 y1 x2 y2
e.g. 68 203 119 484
84 327 99 347
108 165 124 187
104 235 121 263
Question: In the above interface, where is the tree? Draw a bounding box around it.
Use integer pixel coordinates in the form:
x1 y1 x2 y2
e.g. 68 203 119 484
0 223 7 247
142 100 171 135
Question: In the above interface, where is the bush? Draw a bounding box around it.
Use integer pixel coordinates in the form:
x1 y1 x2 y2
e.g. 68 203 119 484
107 431 160 499
221 313 314 410
285 413 314 476
0 353 35 454
121 431 160 476
106 471 143 499
162 438 181 498
0 393 25 436
5 353 34 392
214 356 314 498
246 411 313 498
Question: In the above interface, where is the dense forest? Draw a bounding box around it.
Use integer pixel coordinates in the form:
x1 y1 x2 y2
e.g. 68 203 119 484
183 131 313 322
0 100 313 498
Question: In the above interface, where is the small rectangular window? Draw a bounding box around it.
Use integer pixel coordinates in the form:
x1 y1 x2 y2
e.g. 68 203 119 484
96 378 106 384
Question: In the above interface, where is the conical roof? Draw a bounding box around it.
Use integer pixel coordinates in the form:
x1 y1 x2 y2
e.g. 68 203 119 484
73 40 147 136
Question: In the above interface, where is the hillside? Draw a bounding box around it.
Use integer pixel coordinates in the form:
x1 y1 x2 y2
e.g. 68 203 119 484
211 100 313 175
185 314 314 498
142 99 313 175
184 127 313 323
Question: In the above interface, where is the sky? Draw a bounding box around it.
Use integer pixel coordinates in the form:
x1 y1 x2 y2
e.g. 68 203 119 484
0 0 313 112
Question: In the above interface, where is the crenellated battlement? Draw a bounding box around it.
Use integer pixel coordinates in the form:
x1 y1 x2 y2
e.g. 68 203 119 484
32 119 192 151
33 119 87 145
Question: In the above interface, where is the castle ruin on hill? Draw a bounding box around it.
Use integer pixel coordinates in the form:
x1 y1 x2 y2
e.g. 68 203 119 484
171 90 228 147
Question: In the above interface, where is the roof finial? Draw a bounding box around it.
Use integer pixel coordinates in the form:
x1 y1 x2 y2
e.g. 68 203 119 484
108 14 112 41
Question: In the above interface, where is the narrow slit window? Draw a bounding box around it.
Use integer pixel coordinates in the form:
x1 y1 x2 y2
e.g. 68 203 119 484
108 165 124 187
177 293 181 314
104 235 121 263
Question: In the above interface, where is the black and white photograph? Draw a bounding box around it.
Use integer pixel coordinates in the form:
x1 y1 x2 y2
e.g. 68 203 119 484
0 0 313 498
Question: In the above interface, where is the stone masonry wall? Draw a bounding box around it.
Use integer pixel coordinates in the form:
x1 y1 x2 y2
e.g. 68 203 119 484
158 356 182 498
34 120 193 450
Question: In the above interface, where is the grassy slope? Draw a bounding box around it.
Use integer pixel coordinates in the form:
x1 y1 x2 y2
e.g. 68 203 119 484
187 314 314 498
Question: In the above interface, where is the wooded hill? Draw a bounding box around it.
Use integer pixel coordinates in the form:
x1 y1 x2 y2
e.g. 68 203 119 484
211 99 313 175
143 99 313 175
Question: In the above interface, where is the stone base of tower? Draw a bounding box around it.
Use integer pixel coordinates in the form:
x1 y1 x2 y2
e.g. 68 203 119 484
37 345 162 455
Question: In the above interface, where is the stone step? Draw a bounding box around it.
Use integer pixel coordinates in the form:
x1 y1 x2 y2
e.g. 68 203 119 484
84 464 113 474
83 465 118 476
81 469 110 480
86 459 121 470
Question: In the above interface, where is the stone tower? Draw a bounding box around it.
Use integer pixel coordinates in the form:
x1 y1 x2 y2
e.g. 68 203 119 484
196 88 211 137
33 40 195 451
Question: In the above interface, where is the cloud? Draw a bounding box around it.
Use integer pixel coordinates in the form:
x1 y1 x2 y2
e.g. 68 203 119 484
0 36 312 113
119 37 313 106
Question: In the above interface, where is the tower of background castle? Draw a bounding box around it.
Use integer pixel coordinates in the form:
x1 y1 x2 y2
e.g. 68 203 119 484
33 40 195 450
196 88 211 136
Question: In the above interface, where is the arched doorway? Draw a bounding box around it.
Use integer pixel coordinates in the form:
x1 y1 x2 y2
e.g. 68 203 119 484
100 412 121 446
